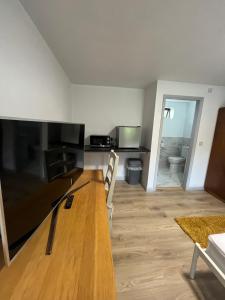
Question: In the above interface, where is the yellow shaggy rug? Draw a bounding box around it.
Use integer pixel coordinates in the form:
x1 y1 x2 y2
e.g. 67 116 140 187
175 215 225 248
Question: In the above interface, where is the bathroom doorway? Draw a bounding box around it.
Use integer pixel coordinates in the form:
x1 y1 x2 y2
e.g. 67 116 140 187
156 97 201 188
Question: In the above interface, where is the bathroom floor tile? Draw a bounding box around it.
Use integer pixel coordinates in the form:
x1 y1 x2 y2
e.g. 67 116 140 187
157 167 183 187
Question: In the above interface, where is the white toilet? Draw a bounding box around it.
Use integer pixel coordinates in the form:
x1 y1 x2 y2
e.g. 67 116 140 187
168 145 189 173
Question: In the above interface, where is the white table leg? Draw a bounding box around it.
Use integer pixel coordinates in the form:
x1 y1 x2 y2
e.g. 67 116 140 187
190 244 199 279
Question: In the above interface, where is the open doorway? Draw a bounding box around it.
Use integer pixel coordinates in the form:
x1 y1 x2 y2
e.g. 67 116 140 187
156 97 202 189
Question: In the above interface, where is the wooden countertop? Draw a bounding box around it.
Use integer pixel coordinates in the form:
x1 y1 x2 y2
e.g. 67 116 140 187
0 170 117 300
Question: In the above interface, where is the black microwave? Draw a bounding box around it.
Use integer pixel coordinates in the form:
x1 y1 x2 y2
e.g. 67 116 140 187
90 135 111 148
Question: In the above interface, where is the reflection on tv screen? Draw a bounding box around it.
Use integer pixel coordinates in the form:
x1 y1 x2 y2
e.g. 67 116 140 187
0 119 85 262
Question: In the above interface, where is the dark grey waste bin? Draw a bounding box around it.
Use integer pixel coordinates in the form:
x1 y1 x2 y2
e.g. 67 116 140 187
126 158 143 185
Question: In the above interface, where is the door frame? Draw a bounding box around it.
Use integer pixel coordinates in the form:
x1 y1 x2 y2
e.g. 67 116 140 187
154 95 204 190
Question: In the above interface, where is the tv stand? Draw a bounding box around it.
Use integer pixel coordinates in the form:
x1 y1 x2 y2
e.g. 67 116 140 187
46 180 90 255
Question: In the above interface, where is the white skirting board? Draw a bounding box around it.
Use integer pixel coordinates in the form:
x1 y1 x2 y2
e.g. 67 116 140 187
185 186 204 191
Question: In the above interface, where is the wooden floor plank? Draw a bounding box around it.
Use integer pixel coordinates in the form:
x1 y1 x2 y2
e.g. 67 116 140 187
112 181 225 300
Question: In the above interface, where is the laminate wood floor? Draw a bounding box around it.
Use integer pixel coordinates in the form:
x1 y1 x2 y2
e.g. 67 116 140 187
112 182 225 300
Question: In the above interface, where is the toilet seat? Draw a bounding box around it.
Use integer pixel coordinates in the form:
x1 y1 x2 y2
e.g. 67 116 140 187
168 156 185 163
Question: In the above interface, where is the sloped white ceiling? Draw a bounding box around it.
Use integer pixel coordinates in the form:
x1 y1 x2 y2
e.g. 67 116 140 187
20 0 225 88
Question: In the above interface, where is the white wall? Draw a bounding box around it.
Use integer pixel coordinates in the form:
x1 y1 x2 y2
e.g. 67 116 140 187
162 100 196 138
71 84 144 140
71 84 144 179
162 101 187 137
184 101 196 138
147 80 225 191
0 0 71 122
141 82 157 189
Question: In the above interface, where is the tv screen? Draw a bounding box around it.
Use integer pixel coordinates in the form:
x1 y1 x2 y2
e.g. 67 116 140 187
0 119 85 264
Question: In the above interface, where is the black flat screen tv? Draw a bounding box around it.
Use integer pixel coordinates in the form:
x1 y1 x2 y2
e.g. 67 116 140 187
0 118 85 265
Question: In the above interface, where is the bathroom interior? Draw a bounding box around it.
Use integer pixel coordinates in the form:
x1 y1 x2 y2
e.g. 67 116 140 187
157 99 197 188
